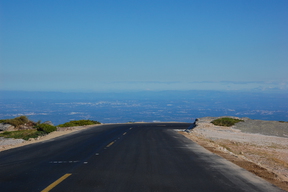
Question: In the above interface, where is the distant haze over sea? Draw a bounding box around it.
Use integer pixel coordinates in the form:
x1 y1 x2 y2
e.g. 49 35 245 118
0 90 287 125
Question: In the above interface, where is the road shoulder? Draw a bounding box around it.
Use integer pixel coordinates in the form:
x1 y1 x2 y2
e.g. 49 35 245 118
179 119 288 191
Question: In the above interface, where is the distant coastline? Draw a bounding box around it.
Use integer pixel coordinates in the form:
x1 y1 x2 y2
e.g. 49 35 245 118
1 90 288 124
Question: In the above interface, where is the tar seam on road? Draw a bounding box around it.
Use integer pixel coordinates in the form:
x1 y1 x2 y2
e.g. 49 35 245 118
41 173 72 192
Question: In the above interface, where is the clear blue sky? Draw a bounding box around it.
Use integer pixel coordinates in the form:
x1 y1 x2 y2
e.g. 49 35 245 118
1 0 287 92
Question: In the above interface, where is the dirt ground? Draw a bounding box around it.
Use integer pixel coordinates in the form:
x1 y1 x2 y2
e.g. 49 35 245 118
180 120 288 191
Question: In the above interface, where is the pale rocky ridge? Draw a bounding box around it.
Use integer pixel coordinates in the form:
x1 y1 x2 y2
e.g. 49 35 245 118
0 123 15 131
182 116 288 191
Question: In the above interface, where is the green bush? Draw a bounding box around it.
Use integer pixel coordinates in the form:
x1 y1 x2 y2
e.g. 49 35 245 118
35 124 57 133
58 120 100 127
3 116 29 127
211 117 244 127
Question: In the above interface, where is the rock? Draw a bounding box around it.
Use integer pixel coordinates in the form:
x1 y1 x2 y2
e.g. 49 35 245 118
18 124 31 130
0 137 25 145
43 121 54 126
0 123 16 131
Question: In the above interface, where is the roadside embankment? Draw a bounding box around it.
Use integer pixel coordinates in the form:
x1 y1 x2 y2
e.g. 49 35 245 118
0 124 98 152
181 116 288 191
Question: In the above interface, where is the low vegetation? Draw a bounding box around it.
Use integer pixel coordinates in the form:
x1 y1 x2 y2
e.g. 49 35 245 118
211 117 244 127
0 116 30 127
1 117 101 140
0 116 57 140
57 120 100 127
35 124 57 133
0 129 46 140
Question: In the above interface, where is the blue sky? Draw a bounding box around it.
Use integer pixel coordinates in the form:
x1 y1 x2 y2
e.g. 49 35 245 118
1 0 287 92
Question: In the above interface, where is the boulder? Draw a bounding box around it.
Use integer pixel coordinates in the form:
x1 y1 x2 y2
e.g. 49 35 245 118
0 123 16 131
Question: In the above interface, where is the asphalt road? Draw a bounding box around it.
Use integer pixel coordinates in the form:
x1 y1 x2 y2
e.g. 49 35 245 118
0 123 284 192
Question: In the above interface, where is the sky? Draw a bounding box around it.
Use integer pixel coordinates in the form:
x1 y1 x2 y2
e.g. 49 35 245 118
0 0 288 92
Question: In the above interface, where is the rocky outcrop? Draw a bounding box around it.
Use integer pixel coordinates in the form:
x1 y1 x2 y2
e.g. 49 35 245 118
0 123 16 131
0 137 24 146
234 119 288 138
18 121 37 130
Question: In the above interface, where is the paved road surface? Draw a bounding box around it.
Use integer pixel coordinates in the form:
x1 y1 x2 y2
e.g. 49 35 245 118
0 123 283 192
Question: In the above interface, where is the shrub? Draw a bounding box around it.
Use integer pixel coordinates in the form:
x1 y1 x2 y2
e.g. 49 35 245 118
4 116 29 127
35 124 57 133
17 116 29 123
211 117 244 127
58 120 100 127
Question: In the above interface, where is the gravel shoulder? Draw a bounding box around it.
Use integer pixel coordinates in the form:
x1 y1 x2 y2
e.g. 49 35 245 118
180 117 288 191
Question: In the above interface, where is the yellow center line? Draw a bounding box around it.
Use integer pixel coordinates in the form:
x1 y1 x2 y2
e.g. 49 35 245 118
41 173 72 192
106 141 114 147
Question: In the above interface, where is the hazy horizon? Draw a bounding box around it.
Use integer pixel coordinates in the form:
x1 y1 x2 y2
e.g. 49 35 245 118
1 90 287 124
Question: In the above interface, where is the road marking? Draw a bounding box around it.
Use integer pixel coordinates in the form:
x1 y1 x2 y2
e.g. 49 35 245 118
123 132 127 135
49 161 79 164
106 141 114 147
41 173 72 192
